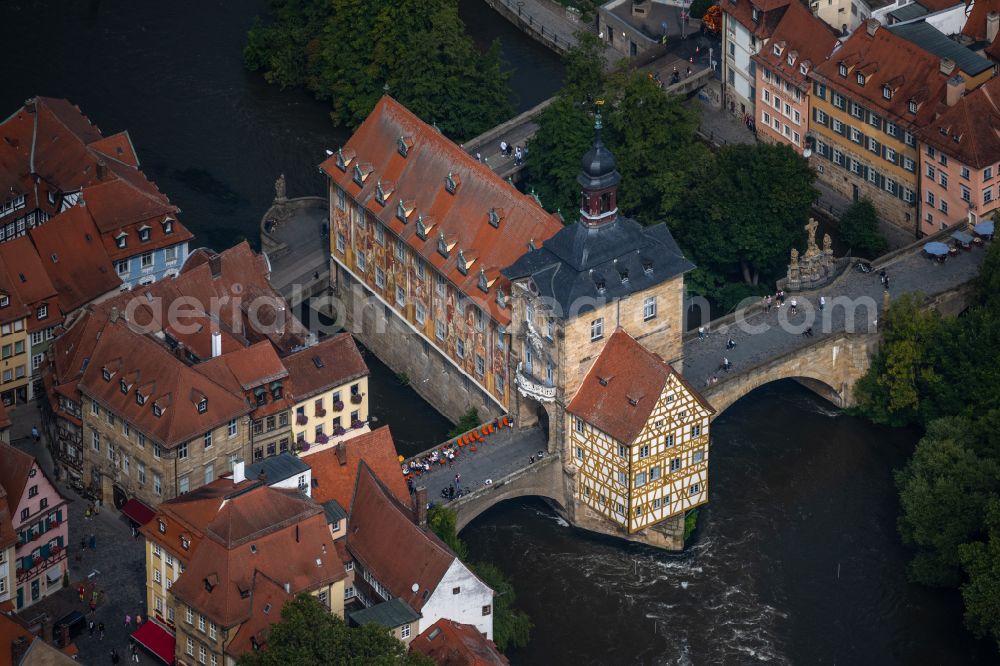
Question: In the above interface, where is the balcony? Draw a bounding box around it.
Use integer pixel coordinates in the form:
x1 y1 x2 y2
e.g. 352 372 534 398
515 363 556 403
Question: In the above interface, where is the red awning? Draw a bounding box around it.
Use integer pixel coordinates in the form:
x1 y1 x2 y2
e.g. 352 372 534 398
132 621 175 665
121 498 156 526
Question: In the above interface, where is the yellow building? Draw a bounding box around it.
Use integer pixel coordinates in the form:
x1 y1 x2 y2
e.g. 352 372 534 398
284 332 370 455
567 329 714 532
139 478 346 666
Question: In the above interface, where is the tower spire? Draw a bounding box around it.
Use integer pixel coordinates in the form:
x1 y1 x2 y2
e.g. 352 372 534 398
577 102 620 227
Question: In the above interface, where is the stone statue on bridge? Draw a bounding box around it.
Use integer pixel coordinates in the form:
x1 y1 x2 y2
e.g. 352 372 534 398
804 217 821 259
786 218 835 291
274 173 287 202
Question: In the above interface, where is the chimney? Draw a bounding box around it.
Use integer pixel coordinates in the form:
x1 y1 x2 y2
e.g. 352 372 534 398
211 330 222 358
110 306 120 324
42 617 53 644
283 582 291 594
335 444 347 466
940 57 956 76
415 486 428 527
947 74 965 107
208 255 222 278
23 98 36 114
11 636 29 664
989 11 1000 44
232 459 245 484
866 18 879 37
96 159 107 181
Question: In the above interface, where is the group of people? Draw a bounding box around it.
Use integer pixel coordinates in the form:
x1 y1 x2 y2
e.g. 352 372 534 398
498 140 525 166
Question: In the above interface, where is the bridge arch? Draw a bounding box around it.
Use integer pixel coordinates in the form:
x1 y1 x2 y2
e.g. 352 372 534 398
451 455 567 532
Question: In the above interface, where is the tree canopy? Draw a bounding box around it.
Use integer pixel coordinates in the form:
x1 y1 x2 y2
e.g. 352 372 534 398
245 0 513 138
236 595 431 666
838 199 888 258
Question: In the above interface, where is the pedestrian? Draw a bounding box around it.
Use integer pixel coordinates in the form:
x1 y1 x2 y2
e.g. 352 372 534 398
111 647 119 665
819 295 825 311
475 152 481 162
88 620 95 637
90 600 97 612
884 275 890 289
879 269 886 286
698 326 706 340
31 425 39 442
499 139 508 156
131 643 139 663
803 327 814 337
85 507 91 520
514 146 523 166
790 298 798 315
765 294 772 313
313 271 319 281
78 584 86 602
90 534 96 550
98 622 105 640
125 614 131 629
778 289 785 304
529 455 535 464
726 337 736 350
454 473 461 491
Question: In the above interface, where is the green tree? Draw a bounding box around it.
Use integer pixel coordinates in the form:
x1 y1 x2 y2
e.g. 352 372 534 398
689 0 714 18
838 199 888 258
895 418 1000 587
561 31 608 103
523 96 599 217
973 241 1000 311
245 0 512 138
959 497 1000 651
448 407 481 438
237 595 432 666
470 563 532 651
672 142 817 288
853 293 944 427
427 504 468 559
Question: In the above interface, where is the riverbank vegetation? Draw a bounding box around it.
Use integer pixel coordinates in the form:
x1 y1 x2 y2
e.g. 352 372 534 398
427 505 532 651
854 242 1000 651
524 34 817 310
237 595 432 666
244 0 513 139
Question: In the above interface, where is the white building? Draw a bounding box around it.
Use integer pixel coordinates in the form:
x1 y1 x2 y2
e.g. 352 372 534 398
721 0 794 117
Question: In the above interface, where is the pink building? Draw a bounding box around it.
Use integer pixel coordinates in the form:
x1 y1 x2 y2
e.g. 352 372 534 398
918 76 1000 235
751 0 839 154
0 443 70 610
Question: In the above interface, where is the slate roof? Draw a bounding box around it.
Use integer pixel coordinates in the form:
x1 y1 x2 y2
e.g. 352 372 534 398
245 452 310 486
566 328 714 443
319 96 564 328
502 218 693 318
321 499 347 524
410 619 510 666
888 21 994 76
348 597 420 629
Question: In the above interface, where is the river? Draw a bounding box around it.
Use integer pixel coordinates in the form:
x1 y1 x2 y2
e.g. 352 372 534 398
1 1 990 663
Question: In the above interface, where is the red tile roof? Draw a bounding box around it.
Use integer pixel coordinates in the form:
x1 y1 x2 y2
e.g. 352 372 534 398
79 319 251 449
410 619 509 666
920 75 1000 168
347 463 454 612
813 22 950 125
0 97 191 255
167 483 344 628
309 426 410 511
0 443 37 510
28 204 121 314
0 612 35 666
284 333 368 401
567 328 714 443
319 96 563 327
751 0 840 88
722 0 791 36
223 572 292 657
963 0 1000 41
0 236 58 329
0 486 17 551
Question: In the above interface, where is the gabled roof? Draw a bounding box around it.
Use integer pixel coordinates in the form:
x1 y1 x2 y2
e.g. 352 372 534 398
722 0 791 37
223 572 292 657
0 236 57 327
206 341 288 391
0 443 38 510
566 328 714 443
502 220 693 318
813 21 951 125
79 319 251 448
319 96 563 327
410 619 510 666
919 75 1000 168
89 130 139 168
963 0 1000 41
347 463 454 612
309 426 410 511
168 483 343 628
284 333 368 401
28 204 121 314
0 486 17 550
751 0 840 87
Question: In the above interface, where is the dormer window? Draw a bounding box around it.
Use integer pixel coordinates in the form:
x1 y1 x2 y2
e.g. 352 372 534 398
642 260 653 274
799 63 808 76
270 381 283 399
162 217 174 234
335 147 355 171
102 368 112 381
138 226 151 242
908 100 918 114
495 288 506 307
136 391 146 406
353 163 372 186
787 54 794 66
437 233 449 258
181 536 190 550
620 270 629 284
488 208 502 228
595 278 606 294
397 200 414 223
397 136 413 157
152 404 163 417
752 7 759 21
120 379 131 394
158 520 166 534
0 295 8 308
375 179 393 206
773 44 782 57
478 269 489 293
197 397 208 414
856 72 865 86
527 239 537 251
445 172 459 194
838 63 848 77
882 85 892 100
415 215 428 240
116 232 127 249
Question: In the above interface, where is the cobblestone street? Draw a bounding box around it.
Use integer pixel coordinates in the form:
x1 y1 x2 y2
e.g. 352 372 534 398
8 410 159 665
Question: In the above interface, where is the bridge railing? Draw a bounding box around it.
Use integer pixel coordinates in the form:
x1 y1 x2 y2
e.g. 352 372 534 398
402 416 515 470
462 96 557 154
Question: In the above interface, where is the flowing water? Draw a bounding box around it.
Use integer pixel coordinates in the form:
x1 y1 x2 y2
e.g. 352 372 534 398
1 2 990 663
